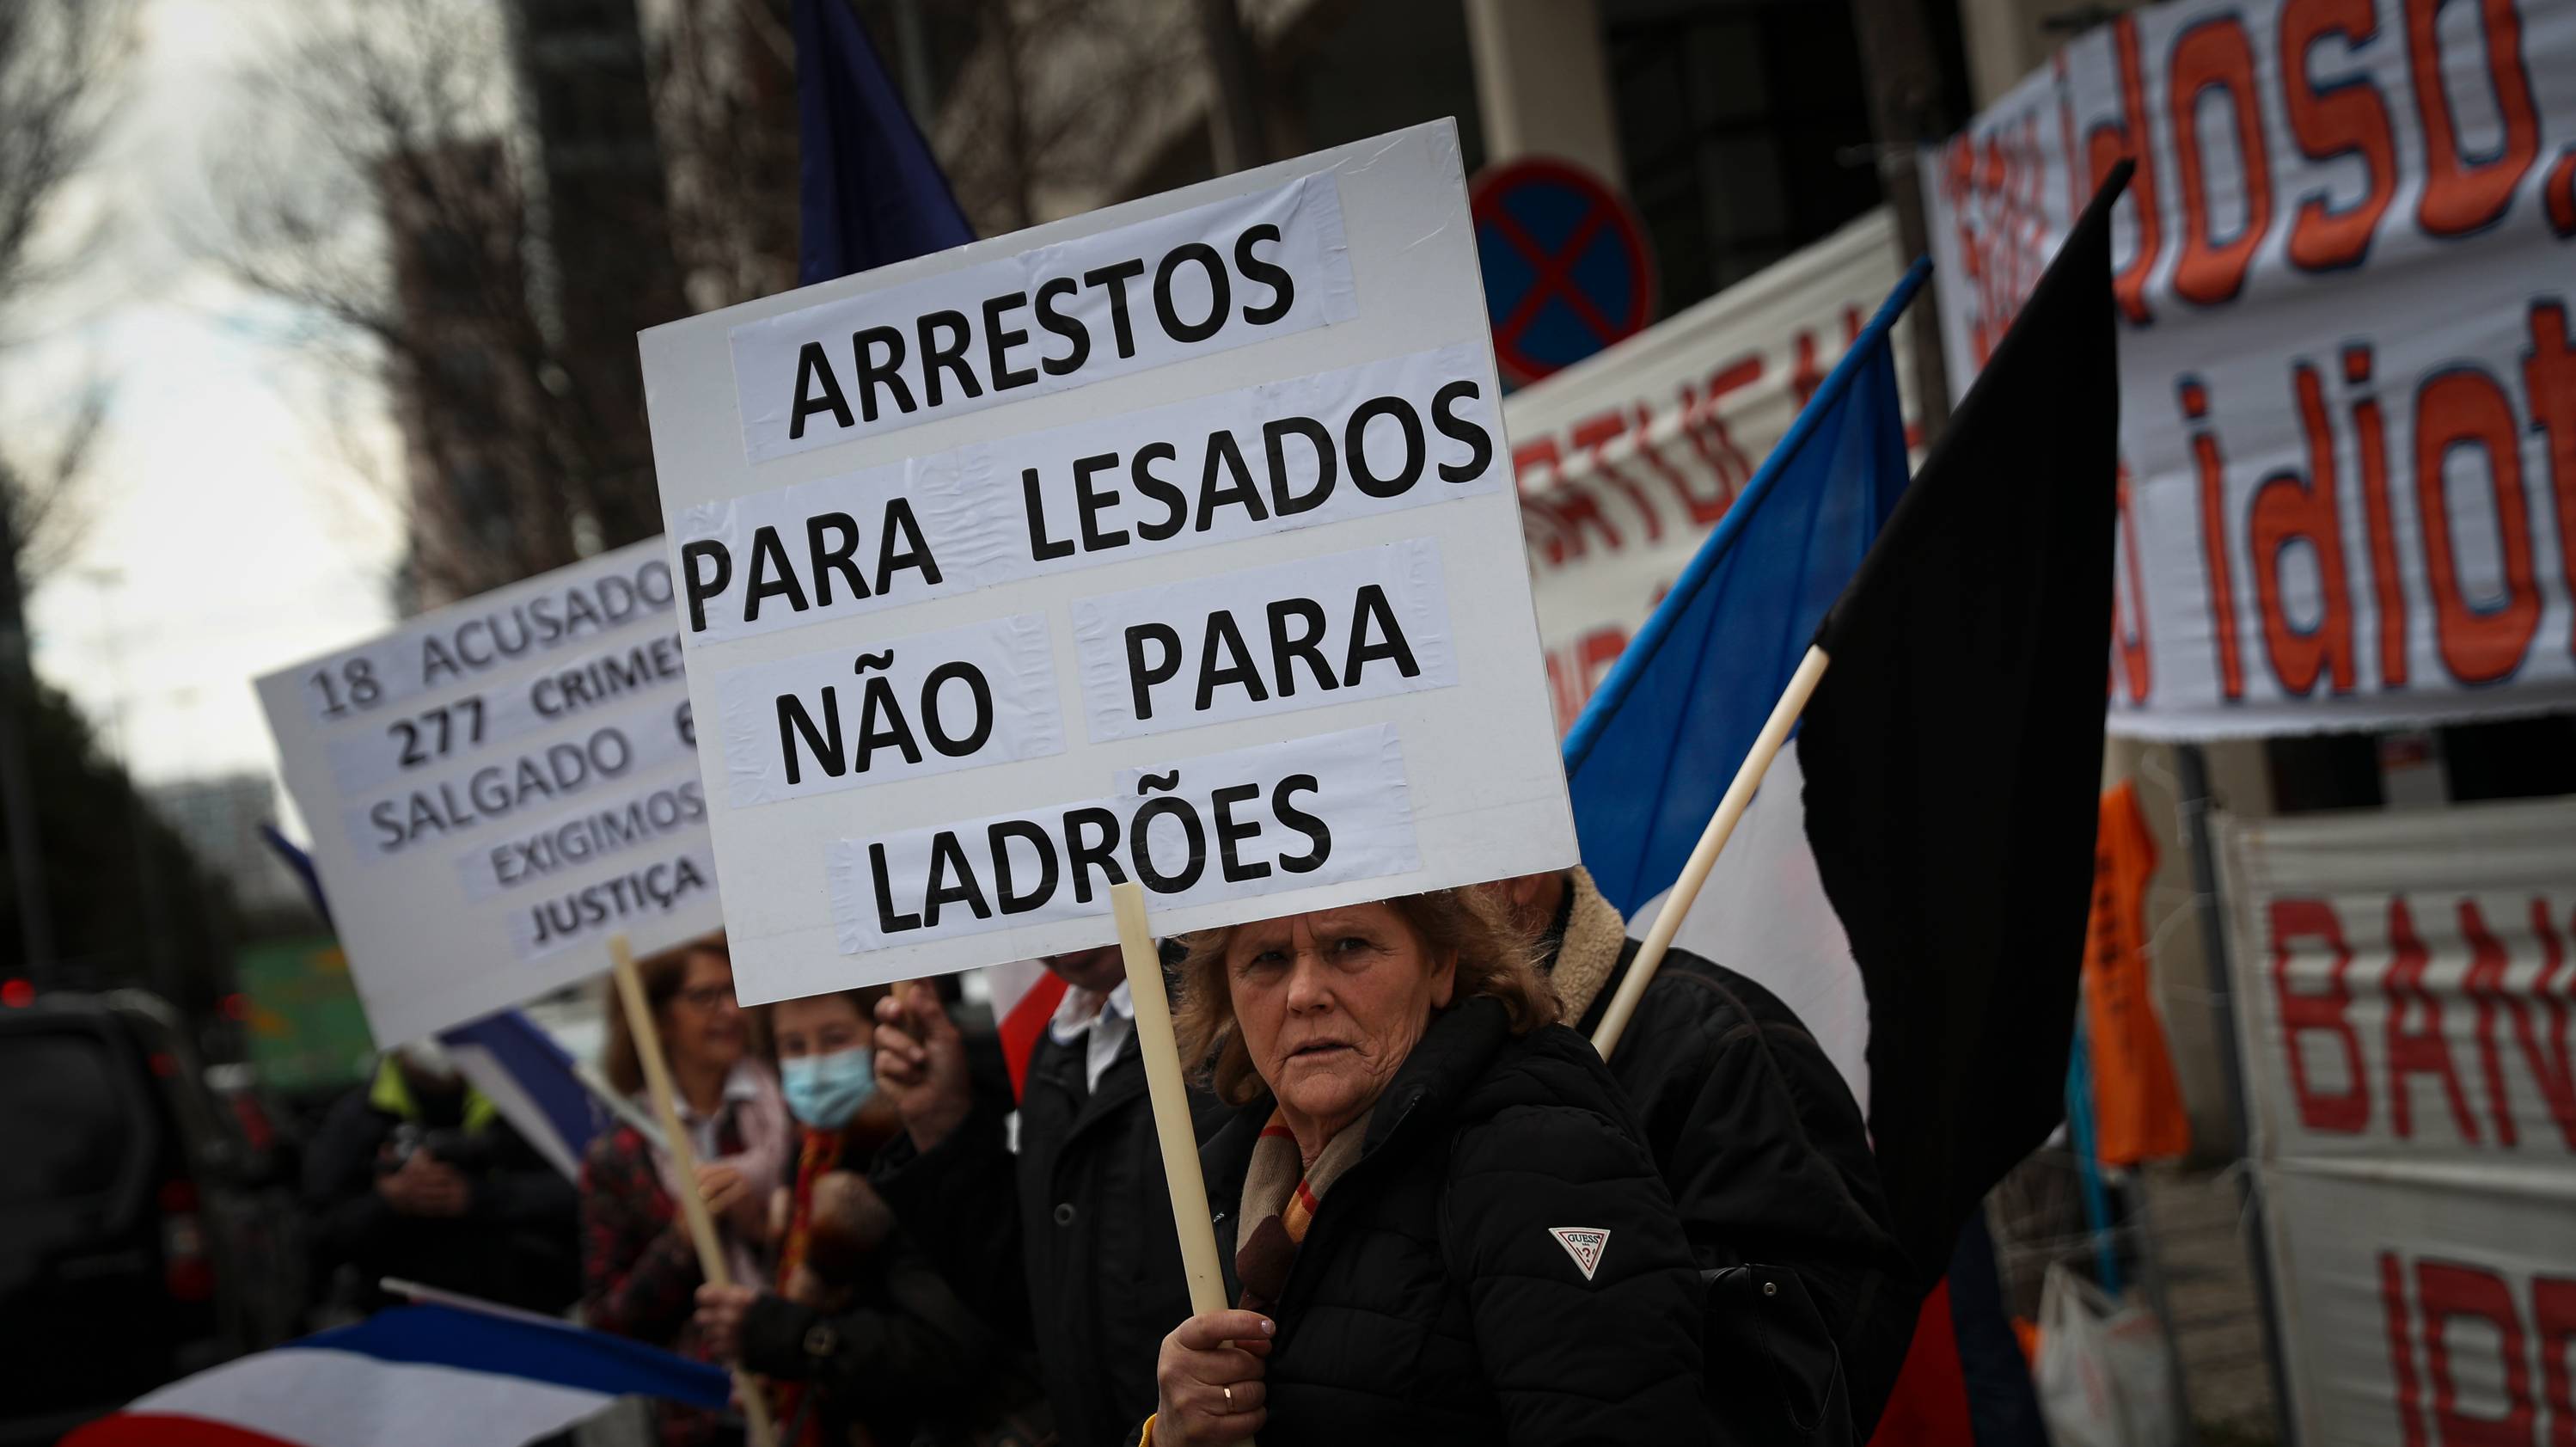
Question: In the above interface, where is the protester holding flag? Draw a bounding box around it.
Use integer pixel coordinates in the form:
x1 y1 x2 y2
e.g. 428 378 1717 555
301 1039 579 1319
1147 893 1708 1445
582 937 789 1447
870 947 1228 1447
1490 866 1911 1439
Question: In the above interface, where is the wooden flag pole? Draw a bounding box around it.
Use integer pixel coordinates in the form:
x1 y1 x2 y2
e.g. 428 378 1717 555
1111 880 1258 1446
608 935 779 1447
1591 644 1833 1061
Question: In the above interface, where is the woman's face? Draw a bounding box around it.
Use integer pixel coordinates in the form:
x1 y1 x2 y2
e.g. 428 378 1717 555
1227 904 1455 1150
660 950 747 1074
771 994 868 1062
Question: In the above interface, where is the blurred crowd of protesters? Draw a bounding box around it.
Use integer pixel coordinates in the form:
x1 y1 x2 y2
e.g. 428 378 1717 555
292 869 1906 1446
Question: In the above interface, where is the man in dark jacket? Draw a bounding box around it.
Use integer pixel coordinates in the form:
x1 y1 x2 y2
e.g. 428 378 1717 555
1494 867 1917 1444
871 946 1227 1447
301 1043 579 1315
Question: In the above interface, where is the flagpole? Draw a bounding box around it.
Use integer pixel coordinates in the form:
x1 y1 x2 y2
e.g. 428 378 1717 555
570 1055 674 1151
1591 644 1831 1060
380 1277 578 1329
609 935 780 1447
1111 880 1257 1447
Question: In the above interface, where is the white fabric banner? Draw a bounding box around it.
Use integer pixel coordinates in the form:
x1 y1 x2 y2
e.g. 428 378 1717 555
2255 1165 2575 1445
2218 798 2576 1443
1504 210 1918 733
1921 0 2576 739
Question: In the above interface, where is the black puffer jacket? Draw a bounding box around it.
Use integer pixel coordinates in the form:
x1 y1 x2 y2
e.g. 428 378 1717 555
1196 996 1710 1445
736 1232 1046 1446
1545 869 1912 1441
874 1019 1228 1447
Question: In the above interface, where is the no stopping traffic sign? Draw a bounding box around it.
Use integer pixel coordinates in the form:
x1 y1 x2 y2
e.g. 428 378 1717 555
1470 157 1655 385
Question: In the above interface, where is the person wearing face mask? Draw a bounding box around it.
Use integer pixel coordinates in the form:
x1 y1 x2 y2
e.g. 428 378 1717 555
692 987 1049 1447
768 986 903 1306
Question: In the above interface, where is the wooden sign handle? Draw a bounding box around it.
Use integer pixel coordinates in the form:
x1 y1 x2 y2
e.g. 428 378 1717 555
1111 883 1257 1445
608 935 779 1447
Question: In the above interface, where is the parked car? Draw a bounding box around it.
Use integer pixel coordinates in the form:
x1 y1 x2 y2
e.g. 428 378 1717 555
0 989 303 1444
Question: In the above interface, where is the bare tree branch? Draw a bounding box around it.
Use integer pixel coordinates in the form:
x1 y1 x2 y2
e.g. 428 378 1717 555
200 0 598 605
0 0 132 305
0 0 132 592
925 0 1199 236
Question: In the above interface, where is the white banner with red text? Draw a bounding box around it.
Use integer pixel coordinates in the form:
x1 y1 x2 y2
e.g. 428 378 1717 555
2219 797 2576 1443
2255 1165 2573 1445
1504 209 1918 734
1922 0 2576 738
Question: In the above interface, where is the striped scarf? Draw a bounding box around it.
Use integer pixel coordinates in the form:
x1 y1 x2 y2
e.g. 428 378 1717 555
774 1125 847 1447
1232 1106 1373 1315
776 1124 847 1290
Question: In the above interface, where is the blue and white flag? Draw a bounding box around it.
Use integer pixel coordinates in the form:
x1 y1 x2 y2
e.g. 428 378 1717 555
1567 168 2126 1295
63 1303 728 1447
438 1009 600 1180
1563 260 1924 1106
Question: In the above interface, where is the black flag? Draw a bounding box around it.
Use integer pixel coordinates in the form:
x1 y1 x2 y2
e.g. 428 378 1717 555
1802 163 2131 1287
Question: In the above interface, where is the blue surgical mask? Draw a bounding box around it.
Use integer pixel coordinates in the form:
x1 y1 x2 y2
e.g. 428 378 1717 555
781 1045 877 1129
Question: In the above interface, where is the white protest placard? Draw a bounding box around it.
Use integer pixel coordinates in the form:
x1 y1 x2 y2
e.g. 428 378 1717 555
641 120 1577 1003
256 538 724 1044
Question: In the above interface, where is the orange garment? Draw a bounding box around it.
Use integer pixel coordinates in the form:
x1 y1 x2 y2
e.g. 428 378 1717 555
777 1125 847 1291
2083 782 2190 1164
772 1125 848 1447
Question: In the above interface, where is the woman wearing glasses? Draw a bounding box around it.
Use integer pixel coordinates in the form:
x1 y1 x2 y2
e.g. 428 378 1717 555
580 935 790 1447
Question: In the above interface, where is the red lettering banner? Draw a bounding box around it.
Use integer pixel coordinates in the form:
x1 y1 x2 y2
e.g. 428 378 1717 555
2221 797 2576 1443
1924 0 2576 737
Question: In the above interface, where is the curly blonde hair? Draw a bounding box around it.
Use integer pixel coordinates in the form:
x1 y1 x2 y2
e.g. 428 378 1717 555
1173 890 1558 1107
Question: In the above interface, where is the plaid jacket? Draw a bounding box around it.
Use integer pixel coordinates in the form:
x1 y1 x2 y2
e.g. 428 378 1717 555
580 1121 737 1447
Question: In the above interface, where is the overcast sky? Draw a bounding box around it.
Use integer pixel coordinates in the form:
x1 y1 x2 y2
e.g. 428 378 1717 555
9 0 405 792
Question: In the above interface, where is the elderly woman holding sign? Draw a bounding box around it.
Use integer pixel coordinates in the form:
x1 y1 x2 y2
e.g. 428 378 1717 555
1144 893 1710 1445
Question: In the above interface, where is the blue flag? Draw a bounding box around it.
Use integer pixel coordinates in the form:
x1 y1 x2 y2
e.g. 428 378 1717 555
1562 261 1927 917
260 820 333 927
795 0 973 284
440 1009 602 1180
